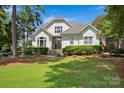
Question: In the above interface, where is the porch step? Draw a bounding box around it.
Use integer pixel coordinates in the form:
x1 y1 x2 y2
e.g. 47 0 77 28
49 49 62 56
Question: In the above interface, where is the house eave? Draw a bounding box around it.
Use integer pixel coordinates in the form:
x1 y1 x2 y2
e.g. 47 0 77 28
43 17 73 29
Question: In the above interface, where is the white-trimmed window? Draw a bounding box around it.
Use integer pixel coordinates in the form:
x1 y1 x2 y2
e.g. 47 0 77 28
84 36 93 44
55 26 63 33
37 37 46 47
70 37 74 45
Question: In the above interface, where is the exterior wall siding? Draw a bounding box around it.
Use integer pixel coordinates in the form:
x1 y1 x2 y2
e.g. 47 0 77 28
82 29 100 45
32 31 52 49
46 22 70 36
62 34 81 48
62 29 100 48
32 20 100 51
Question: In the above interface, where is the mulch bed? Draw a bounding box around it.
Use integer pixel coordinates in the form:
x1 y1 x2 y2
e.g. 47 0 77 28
0 55 52 66
113 62 124 79
98 57 124 79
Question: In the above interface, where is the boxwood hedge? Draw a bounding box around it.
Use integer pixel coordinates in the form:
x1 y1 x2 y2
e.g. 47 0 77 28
62 45 102 56
24 47 49 55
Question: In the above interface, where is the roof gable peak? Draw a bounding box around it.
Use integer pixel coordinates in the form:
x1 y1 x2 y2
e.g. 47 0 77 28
43 17 73 29
80 24 100 33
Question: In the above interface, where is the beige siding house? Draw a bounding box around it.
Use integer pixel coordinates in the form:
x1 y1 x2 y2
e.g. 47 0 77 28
32 18 100 52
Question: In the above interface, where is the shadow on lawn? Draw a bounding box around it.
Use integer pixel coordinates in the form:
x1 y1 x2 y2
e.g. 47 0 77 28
38 57 64 64
44 58 122 88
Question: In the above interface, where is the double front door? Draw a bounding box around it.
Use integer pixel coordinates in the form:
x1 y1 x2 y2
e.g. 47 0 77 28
53 37 62 49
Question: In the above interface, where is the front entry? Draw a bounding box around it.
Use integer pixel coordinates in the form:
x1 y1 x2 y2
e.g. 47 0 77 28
53 37 62 49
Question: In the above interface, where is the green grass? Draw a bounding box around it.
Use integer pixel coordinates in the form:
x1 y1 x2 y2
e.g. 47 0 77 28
0 56 123 88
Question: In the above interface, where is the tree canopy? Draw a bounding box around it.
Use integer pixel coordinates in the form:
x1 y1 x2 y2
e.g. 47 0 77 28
92 15 105 30
102 6 124 40
0 6 11 51
16 5 44 55
0 5 44 55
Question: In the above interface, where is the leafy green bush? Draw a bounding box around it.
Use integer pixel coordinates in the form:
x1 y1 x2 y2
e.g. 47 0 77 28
1 44 11 52
92 45 103 53
62 45 102 56
24 48 33 55
33 47 49 55
112 48 124 54
104 43 115 53
24 47 49 55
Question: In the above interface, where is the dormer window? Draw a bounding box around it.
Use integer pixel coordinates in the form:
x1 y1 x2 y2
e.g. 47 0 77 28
55 26 63 33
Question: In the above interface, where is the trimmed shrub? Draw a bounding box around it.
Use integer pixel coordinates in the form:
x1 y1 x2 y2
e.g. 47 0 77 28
34 47 49 55
112 48 124 54
92 45 103 53
62 45 102 56
24 47 49 55
24 48 33 55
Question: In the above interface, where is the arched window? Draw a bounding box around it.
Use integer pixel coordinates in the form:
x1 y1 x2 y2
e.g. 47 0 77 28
37 37 46 47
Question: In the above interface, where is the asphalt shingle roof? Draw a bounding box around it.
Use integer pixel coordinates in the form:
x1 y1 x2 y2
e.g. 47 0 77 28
62 24 86 34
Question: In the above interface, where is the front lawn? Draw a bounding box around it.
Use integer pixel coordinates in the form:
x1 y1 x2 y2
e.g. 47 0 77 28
0 56 123 88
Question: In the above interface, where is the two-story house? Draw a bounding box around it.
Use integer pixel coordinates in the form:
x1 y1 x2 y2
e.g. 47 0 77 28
32 17 100 53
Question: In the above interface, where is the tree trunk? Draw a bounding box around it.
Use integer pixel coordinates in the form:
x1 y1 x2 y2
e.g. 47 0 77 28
115 39 120 49
26 31 28 49
11 5 17 57
22 30 26 56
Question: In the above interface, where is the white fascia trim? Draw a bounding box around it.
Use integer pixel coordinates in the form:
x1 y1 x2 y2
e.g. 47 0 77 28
80 24 100 33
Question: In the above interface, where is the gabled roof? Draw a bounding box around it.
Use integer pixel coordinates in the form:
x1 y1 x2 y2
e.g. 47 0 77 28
43 17 73 29
31 17 100 40
61 24 86 34
62 24 100 35
31 28 52 41
31 18 73 39
80 24 100 33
